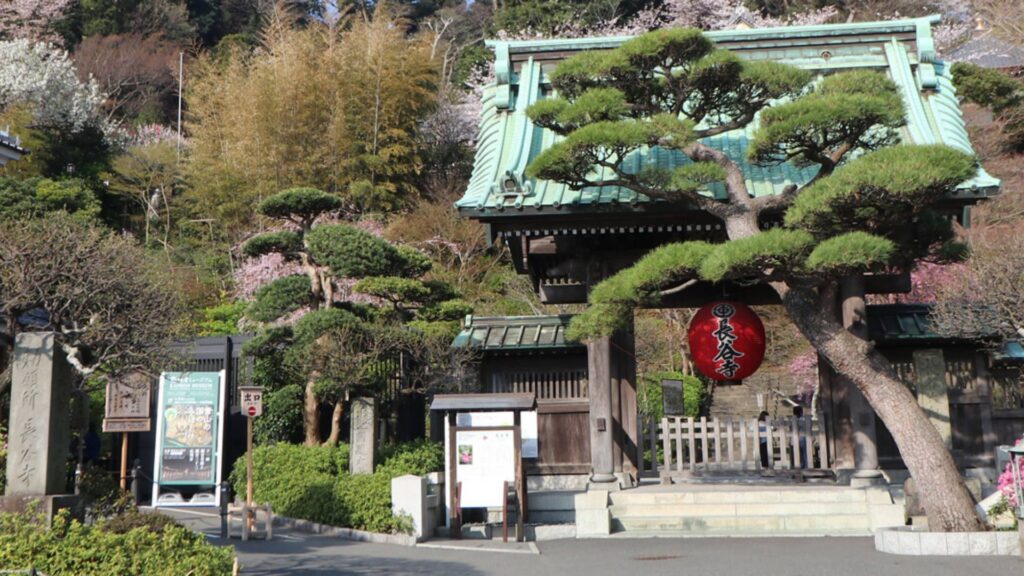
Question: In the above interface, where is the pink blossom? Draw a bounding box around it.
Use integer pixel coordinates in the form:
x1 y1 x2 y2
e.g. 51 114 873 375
997 438 1024 508
789 351 818 402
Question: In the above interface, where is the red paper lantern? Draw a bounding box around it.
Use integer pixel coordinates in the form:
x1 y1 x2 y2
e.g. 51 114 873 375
687 301 766 381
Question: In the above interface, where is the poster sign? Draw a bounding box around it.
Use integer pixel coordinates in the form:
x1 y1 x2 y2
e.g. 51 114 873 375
103 375 151 432
455 429 516 508
456 411 538 458
154 371 224 486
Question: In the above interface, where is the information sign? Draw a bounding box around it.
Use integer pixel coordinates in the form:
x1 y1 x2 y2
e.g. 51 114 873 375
455 428 516 508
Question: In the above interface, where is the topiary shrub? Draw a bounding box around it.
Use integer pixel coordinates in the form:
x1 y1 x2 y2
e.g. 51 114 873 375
247 275 312 323
0 509 234 576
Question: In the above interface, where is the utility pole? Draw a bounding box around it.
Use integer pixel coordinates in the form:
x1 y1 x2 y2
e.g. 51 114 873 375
177 52 184 160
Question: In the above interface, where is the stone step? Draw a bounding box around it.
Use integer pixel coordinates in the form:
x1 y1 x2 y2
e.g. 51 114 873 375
527 491 579 511
609 501 868 518
487 509 573 524
609 488 867 506
611 513 871 534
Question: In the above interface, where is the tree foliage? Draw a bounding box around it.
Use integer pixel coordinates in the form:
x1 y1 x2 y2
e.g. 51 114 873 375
953 62 1024 151
185 9 439 234
242 186 470 445
0 39 104 133
0 212 185 382
534 28 984 532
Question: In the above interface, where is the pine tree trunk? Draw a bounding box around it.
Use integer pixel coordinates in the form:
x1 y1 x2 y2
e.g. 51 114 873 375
303 373 320 446
781 285 982 532
324 400 344 446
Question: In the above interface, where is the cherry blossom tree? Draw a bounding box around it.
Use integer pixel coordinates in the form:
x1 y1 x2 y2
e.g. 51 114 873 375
0 39 104 134
0 0 72 43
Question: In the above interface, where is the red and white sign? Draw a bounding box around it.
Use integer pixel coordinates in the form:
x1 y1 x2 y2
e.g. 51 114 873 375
687 301 766 381
240 386 263 418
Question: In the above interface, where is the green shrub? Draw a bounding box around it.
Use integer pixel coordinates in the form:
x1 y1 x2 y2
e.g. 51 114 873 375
101 510 181 534
0 509 234 576
231 440 443 533
247 275 312 323
77 468 134 519
638 371 707 421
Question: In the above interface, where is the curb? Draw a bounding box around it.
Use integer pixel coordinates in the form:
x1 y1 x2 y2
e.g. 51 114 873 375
273 515 417 546
874 526 1022 556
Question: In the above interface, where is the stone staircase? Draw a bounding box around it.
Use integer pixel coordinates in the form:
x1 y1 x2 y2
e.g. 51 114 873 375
602 484 903 537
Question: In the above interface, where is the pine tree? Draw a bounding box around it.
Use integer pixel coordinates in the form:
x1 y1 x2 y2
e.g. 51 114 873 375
242 187 470 445
529 28 983 531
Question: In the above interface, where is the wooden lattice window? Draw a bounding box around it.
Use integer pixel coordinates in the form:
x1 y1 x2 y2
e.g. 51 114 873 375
489 370 589 400
889 358 917 394
944 351 976 391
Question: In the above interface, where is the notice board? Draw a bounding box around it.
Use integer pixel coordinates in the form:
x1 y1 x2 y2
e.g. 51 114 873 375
455 428 516 508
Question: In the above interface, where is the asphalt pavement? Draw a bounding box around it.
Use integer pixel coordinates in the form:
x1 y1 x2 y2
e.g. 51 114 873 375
162 508 1023 576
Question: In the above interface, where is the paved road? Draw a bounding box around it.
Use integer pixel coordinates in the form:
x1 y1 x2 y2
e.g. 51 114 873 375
164 509 1023 576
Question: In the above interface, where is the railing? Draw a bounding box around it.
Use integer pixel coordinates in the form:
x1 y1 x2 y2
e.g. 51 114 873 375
637 414 831 476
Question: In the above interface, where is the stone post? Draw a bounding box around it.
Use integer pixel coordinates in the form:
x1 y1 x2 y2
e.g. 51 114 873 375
587 336 616 485
912 349 952 448
391 474 429 540
349 397 376 475
840 276 882 483
5 333 73 496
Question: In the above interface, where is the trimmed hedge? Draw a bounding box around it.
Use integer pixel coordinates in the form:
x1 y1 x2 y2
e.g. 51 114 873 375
229 440 443 534
0 510 234 576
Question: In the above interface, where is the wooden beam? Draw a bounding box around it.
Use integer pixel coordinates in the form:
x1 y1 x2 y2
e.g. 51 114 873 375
864 272 911 294
539 284 588 304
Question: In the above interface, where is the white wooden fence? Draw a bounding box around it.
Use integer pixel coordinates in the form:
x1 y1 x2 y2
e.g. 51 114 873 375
637 414 831 476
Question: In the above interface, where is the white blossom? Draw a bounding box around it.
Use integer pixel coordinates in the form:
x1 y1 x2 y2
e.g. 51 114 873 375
0 39 105 134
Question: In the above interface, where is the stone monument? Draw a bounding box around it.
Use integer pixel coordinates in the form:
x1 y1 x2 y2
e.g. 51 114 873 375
349 397 376 475
2 332 78 519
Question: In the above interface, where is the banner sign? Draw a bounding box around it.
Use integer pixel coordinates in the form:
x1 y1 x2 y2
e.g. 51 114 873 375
154 371 224 486
455 428 516 508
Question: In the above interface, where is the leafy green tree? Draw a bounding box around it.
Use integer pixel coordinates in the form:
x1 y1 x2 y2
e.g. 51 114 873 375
529 28 983 531
0 176 101 221
243 187 468 445
493 0 649 35
953 62 1024 151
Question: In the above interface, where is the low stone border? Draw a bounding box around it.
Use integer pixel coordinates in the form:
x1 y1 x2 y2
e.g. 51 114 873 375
273 515 417 546
874 526 1021 556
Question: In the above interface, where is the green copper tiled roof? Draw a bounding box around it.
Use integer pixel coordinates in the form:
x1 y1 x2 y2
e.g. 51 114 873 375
457 17 1000 218
867 304 1022 360
451 315 583 352
867 304 943 343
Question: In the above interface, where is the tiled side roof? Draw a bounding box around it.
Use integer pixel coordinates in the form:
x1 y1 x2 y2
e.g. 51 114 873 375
867 304 943 342
457 17 1000 218
451 314 583 352
867 304 1023 361
0 129 27 166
